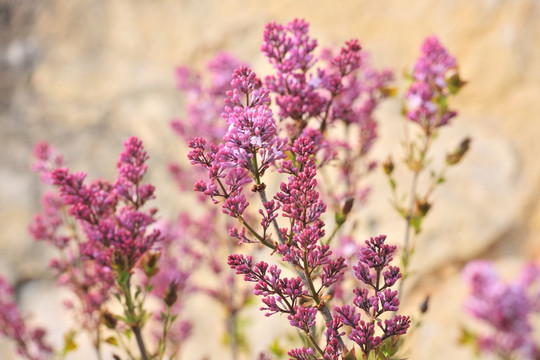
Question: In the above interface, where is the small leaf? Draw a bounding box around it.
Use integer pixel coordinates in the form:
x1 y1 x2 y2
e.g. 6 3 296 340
63 330 78 353
381 336 401 357
341 346 356 360
105 336 119 347
380 86 398 98
389 177 396 190
410 216 423 234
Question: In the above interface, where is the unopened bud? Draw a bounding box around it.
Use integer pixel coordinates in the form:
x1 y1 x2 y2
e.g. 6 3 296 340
446 70 467 95
112 250 128 272
383 156 394 175
102 311 117 329
420 295 430 314
335 197 355 226
251 183 266 193
342 197 354 217
164 281 178 307
446 137 471 165
141 251 161 278
415 199 431 217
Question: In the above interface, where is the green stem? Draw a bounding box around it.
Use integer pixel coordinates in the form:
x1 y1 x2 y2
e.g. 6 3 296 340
398 124 435 303
305 330 326 357
122 277 150 360
324 222 343 246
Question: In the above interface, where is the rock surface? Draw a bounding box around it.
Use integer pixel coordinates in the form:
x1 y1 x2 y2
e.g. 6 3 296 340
1 0 539 359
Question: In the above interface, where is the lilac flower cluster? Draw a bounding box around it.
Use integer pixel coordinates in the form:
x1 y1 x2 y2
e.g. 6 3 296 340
169 53 245 195
333 235 410 358
405 36 459 132
188 66 287 220
262 19 392 141
262 19 393 218
186 19 410 359
27 138 181 359
50 137 161 271
29 142 115 332
172 52 245 144
463 261 540 359
0 278 52 360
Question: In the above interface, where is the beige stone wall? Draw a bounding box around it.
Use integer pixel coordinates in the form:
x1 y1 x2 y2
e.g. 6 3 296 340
1 0 539 359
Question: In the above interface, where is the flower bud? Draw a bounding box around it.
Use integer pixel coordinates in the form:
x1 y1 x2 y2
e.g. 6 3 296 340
415 198 431 217
112 249 128 272
446 70 467 95
446 137 471 165
383 156 394 175
343 197 354 216
420 295 430 314
102 311 117 329
140 251 161 278
164 281 178 307
335 197 354 226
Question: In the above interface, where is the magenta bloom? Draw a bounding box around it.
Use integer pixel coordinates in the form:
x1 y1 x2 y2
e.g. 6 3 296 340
463 260 540 359
405 36 459 131
0 277 53 360
333 235 410 357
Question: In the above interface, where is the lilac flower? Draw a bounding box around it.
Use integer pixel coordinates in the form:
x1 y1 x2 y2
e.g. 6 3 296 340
288 306 318 331
50 137 160 270
262 19 325 123
288 347 317 360
0 277 53 360
32 141 64 184
334 235 410 358
405 36 459 132
413 36 457 88
463 260 540 359
189 19 410 360
172 52 245 143
189 66 287 218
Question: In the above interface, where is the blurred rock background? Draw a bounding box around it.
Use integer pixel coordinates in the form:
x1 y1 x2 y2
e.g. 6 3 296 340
1 0 539 359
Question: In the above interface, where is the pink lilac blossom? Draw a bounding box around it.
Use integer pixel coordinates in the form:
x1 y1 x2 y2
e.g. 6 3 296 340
32 141 64 184
170 53 245 195
405 36 458 131
188 66 287 218
29 138 162 335
463 260 540 359
51 137 161 270
172 52 245 143
188 19 410 359
262 19 393 224
0 277 53 360
29 143 115 331
333 235 410 358
274 135 345 284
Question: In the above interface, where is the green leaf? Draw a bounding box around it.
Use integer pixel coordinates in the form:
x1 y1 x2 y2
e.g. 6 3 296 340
389 177 396 190
341 346 356 360
62 330 78 353
410 216 423 234
381 336 401 357
269 339 285 358
105 336 119 347
373 348 389 360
